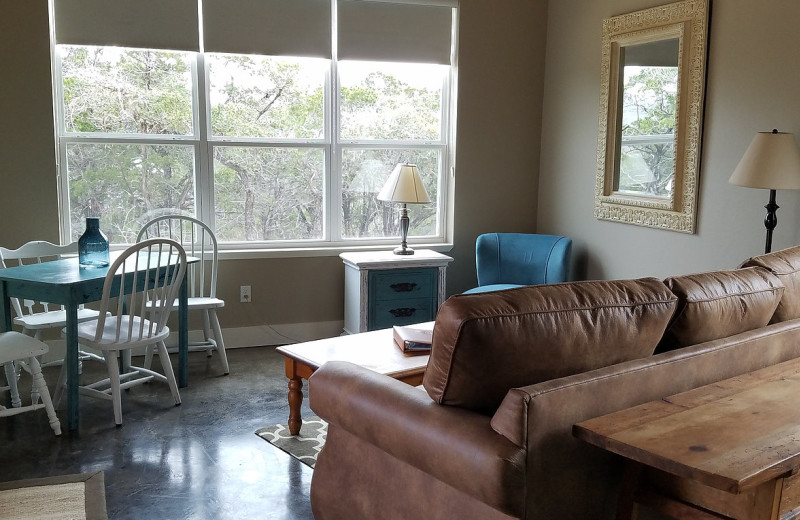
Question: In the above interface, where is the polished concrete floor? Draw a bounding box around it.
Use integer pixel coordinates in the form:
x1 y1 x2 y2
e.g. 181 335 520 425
0 346 315 519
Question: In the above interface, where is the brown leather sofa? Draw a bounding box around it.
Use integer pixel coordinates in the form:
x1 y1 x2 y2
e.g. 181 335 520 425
309 246 800 520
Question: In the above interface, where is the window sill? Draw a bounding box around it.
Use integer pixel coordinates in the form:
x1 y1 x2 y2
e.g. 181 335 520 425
216 242 454 260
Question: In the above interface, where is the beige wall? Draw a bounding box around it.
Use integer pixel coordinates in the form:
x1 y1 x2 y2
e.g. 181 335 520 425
538 0 800 281
447 0 547 293
0 0 60 246
0 0 546 333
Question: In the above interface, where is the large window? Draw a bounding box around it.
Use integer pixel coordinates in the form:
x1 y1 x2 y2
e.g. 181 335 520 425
51 0 456 251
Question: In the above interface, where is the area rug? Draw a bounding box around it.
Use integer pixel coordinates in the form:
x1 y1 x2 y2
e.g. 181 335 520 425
0 471 107 520
256 416 327 468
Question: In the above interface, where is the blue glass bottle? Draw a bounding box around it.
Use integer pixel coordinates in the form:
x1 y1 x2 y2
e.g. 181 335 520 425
78 217 110 269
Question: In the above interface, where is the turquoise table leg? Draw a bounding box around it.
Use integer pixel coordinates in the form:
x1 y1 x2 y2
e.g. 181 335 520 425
65 302 80 431
178 270 188 388
0 282 12 407
0 283 10 331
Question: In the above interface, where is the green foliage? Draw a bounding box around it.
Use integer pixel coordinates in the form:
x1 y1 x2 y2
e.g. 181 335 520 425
340 148 438 239
62 46 443 243
67 143 194 243
340 71 441 141
618 66 678 196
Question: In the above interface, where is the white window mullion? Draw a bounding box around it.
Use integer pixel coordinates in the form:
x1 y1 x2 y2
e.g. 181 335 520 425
438 67 452 237
51 43 72 245
195 52 214 230
328 0 341 243
326 65 339 243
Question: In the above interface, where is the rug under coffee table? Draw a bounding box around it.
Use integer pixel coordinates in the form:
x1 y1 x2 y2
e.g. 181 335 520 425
276 326 430 435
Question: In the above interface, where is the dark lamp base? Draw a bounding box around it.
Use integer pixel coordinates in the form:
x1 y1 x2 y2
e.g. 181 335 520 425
393 246 415 255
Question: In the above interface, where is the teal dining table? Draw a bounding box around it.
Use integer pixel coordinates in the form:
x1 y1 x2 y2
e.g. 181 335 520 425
0 254 196 431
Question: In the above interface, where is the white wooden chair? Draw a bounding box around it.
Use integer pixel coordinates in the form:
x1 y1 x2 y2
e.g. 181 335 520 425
0 332 62 435
0 241 102 341
54 238 186 426
0 241 104 403
137 215 229 374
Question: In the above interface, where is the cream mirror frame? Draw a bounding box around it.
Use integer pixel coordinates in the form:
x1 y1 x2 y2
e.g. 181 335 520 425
594 0 709 233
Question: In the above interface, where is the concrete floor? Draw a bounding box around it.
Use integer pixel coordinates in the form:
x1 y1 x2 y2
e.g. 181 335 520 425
0 346 314 519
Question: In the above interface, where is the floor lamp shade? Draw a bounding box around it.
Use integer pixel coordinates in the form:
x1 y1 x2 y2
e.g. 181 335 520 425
378 164 431 255
729 131 800 190
729 130 800 254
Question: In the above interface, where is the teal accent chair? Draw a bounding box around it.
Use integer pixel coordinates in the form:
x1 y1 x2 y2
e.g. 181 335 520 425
463 233 572 294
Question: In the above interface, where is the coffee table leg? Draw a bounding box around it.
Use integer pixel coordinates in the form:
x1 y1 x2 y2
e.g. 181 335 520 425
287 377 303 435
283 357 308 436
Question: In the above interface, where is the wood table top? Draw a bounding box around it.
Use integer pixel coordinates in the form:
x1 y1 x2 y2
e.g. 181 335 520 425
574 357 800 495
276 325 430 379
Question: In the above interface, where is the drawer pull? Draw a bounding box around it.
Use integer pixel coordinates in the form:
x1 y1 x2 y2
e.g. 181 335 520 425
390 282 418 292
389 307 417 318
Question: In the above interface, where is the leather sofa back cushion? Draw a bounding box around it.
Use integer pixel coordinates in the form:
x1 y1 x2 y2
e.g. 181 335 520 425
741 245 800 323
423 278 678 415
656 267 784 353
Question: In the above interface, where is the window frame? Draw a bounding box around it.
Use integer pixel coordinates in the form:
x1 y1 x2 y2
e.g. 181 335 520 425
52 7 456 257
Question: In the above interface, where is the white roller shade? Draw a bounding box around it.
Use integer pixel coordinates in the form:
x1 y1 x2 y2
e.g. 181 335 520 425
53 0 200 51
203 0 332 58
338 0 454 64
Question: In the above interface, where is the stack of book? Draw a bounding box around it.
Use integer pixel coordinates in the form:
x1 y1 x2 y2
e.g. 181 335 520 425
392 322 434 354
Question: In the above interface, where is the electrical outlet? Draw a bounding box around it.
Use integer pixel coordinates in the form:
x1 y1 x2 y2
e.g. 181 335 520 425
240 285 252 303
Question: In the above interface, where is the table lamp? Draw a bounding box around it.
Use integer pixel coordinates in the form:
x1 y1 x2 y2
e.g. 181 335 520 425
729 129 800 254
378 163 430 255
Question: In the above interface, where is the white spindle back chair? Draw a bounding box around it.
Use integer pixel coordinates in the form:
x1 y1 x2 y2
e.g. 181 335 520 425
137 215 228 374
0 240 104 404
54 238 186 426
0 332 61 435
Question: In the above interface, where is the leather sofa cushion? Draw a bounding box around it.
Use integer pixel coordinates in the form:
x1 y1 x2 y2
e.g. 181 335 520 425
423 278 677 415
656 267 784 353
741 245 800 323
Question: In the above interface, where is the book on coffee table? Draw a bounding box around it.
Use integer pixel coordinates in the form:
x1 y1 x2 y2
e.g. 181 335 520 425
393 322 434 354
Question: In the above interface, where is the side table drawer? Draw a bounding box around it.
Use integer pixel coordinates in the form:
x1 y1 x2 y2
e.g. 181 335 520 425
371 298 434 330
370 269 436 302
340 249 453 334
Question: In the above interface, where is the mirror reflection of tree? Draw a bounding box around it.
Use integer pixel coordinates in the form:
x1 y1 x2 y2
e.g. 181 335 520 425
618 66 678 197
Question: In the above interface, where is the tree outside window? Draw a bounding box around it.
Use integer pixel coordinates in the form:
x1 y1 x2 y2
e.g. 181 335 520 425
58 46 450 248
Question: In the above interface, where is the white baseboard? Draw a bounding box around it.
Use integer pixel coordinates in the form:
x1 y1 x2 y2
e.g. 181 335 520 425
39 320 345 363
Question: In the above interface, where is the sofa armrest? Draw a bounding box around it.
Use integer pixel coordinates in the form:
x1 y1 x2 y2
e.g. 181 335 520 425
309 361 526 516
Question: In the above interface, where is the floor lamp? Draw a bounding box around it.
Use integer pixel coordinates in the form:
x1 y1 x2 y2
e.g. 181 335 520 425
378 164 431 255
729 129 800 254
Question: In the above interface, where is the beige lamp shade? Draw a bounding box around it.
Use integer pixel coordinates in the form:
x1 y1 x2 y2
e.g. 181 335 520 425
378 164 431 204
729 131 800 189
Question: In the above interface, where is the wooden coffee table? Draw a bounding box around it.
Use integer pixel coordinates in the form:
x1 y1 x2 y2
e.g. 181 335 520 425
574 357 800 519
276 326 430 435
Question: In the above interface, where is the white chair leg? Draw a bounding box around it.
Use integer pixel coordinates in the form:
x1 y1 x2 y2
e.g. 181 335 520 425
209 310 229 375
104 351 123 426
27 328 50 400
156 341 181 406
52 360 67 408
121 349 132 374
3 361 22 408
30 381 41 406
202 310 214 357
143 345 155 371
28 356 61 436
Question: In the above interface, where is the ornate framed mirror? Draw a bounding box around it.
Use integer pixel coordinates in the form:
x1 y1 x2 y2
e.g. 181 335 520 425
594 0 709 233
